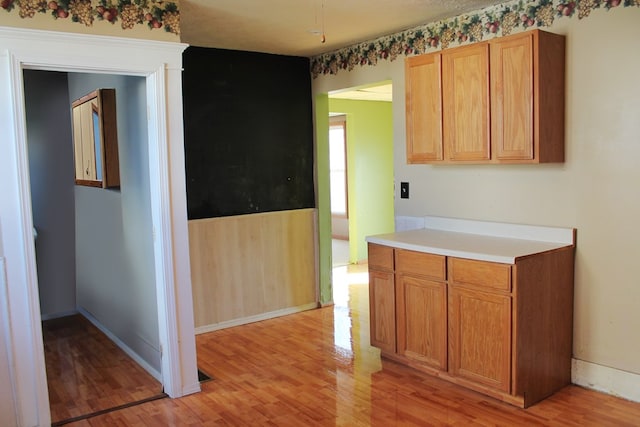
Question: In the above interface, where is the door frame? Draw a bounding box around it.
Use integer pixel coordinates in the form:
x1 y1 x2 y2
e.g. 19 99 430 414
0 27 199 426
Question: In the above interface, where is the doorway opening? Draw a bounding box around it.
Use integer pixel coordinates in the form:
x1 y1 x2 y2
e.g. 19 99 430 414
24 69 165 424
0 28 197 426
329 114 350 268
327 82 395 304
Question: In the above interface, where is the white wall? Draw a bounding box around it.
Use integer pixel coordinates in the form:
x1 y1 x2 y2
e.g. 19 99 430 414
68 73 161 373
312 6 640 383
24 70 77 318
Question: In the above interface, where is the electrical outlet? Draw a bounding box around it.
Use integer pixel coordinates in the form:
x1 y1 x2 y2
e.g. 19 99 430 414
400 182 409 199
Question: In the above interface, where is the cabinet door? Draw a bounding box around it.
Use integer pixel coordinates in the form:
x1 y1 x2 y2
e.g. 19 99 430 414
449 286 511 392
72 104 86 181
442 43 490 161
491 32 534 160
396 274 447 370
369 268 396 354
405 53 443 162
74 100 98 181
71 89 120 188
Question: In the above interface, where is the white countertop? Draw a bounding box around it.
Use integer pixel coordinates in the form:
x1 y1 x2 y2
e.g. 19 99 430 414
366 224 575 264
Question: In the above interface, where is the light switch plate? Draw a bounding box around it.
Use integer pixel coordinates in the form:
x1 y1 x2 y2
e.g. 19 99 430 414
400 182 409 199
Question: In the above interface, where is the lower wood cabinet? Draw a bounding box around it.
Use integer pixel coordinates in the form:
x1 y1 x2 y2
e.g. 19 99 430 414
368 268 396 354
396 274 447 370
448 285 511 393
368 243 396 354
367 242 574 408
394 249 447 370
448 256 512 392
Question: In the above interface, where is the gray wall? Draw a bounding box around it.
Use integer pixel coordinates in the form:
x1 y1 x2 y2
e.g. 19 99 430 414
24 70 77 317
68 73 160 372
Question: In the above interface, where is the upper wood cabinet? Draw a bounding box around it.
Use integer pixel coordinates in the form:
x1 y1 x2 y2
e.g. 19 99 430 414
491 30 565 162
405 29 565 164
71 89 120 188
405 53 443 162
490 32 534 160
442 42 491 161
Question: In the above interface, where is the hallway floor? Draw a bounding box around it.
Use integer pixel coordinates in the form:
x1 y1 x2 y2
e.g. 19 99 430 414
42 314 164 425
60 265 640 426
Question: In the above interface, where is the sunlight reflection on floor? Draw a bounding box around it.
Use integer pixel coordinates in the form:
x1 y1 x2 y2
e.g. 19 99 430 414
332 264 370 353
332 264 369 308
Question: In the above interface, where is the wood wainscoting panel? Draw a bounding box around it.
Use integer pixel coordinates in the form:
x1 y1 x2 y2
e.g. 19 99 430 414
189 209 318 329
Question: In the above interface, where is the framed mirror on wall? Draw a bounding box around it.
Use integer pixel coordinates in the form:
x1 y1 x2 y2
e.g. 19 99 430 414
71 88 120 188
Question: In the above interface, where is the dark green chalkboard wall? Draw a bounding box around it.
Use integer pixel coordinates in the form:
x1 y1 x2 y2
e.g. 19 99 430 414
182 47 315 219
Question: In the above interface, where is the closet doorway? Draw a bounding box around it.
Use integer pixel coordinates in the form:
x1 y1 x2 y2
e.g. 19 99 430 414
0 29 197 426
24 69 165 424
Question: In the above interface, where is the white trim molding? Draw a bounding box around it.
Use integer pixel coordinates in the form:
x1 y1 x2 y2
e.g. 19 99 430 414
572 358 640 403
0 257 18 427
0 26 198 426
78 308 161 381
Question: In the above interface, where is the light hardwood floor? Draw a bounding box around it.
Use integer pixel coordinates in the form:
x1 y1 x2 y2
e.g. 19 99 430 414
62 265 640 426
43 314 163 425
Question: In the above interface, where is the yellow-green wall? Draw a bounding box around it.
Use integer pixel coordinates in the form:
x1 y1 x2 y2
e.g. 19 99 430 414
314 94 332 305
328 98 394 263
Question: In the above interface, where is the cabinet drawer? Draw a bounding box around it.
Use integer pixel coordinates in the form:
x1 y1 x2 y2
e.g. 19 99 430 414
368 243 394 271
395 249 446 280
449 258 511 291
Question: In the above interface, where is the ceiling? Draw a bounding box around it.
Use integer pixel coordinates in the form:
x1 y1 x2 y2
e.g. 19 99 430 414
180 0 510 57
330 83 393 102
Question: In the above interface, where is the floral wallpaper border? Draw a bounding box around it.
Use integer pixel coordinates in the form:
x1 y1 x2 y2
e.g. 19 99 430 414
311 0 639 78
1 0 180 35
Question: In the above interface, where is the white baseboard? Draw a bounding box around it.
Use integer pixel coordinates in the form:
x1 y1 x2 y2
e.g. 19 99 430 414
195 303 319 335
77 307 162 382
572 358 640 403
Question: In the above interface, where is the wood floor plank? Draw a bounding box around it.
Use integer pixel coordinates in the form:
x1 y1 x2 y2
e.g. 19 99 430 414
62 266 640 426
